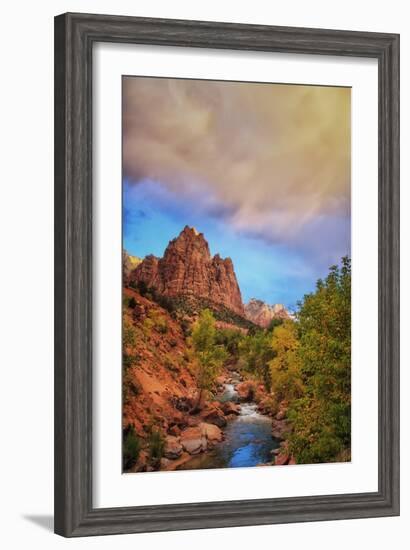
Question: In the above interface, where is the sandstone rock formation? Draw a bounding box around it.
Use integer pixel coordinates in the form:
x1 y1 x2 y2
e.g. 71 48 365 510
129 226 245 316
123 249 142 279
244 298 291 328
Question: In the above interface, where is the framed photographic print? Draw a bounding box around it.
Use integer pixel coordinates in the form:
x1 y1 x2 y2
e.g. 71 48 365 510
54 13 400 536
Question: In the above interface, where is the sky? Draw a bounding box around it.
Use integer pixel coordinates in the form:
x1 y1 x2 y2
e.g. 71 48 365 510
122 77 351 309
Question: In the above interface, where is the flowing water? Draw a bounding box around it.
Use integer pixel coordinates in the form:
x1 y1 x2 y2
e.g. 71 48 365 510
177 380 280 470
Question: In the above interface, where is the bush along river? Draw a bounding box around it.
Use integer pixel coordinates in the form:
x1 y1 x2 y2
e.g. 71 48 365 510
177 371 282 470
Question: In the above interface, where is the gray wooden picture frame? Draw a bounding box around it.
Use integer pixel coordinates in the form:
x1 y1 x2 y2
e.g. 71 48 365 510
54 12 400 537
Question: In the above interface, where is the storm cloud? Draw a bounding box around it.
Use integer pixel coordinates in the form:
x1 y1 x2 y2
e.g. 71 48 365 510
122 77 350 260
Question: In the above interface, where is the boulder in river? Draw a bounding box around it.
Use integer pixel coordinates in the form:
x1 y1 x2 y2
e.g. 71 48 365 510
201 405 227 428
199 422 223 443
272 419 290 439
180 426 207 455
236 381 256 401
221 401 241 416
164 435 183 459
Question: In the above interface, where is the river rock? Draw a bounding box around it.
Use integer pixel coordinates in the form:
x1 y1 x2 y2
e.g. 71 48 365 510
201 406 227 428
187 416 201 427
236 381 256 401
180 426 207 455
216 375 227 386
221 401 241 416
257 397 274 415
199 422 223 443
164 435 183 459
272 419 290 439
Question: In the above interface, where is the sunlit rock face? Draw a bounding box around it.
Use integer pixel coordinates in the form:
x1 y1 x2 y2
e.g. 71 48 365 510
129 226 245 316
244 299 291 328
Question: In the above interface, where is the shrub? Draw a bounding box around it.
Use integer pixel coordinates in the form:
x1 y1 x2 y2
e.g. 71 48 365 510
215 328 244 357
128 296 137 309
148 428 165 466
180 318 191 338
123 424 141 470
156 318 168 334
142 317 154 338
123 318 136 348
122 369 142 403
238 330 274 391
267 318 284 331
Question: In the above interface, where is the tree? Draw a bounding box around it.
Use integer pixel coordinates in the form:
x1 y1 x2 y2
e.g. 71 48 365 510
123 424 141 471
215 328 244 358
148 427 165 468
269 320 304 404
191 309 228 410
287 257 351 464
238 330 274 391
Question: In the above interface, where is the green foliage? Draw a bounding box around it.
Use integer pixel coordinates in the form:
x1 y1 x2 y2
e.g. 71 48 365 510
180 318 192 338
269 321 304 403
148 293 256 330
157 320 168 334
123 424 141 470
123 317 136 348
147 310 169 333
191 309 228 393
148 428 165 466
122 361 142 403
238 330 275 391
142 317 154 338
287 257 351 464
215 328 244 357
267 317 284 332
122 353 134 372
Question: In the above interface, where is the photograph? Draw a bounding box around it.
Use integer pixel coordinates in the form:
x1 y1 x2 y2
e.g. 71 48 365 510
121 76 351 473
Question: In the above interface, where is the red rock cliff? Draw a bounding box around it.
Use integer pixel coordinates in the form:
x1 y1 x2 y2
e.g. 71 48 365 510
129 226 245 316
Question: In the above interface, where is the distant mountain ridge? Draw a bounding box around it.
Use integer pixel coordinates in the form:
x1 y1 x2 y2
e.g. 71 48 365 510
123 250 142 276
127 226 245 316
244 299 291 328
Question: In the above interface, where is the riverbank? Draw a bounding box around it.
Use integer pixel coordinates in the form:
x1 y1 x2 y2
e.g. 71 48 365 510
173 370 283 471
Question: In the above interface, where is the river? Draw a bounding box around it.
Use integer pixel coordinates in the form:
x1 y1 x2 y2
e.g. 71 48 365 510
177 375 281 470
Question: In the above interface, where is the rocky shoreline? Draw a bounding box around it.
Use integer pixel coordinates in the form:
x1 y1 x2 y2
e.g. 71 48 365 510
134 370 296 472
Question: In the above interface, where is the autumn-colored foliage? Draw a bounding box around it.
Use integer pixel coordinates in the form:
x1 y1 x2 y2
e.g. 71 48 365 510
287 257 351 463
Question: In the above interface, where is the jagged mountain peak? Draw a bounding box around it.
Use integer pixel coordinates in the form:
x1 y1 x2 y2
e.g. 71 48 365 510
245 299 290 328
129 228 244 316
